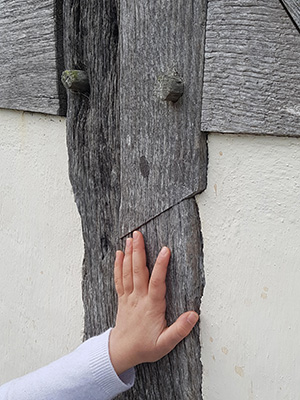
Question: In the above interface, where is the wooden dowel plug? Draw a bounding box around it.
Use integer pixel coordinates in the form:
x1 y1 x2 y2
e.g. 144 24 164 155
61 70 90 93
158 71 184 103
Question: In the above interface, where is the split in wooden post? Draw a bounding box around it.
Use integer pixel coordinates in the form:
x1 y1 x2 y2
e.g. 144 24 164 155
61 70 90 93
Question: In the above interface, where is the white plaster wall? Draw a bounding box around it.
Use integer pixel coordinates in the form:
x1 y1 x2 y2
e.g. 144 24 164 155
0 109 84 384
197 133 300 400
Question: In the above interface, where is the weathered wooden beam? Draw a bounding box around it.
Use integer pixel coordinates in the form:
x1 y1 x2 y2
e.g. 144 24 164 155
281 0 300 31
121 198 204 400
63 0 120 336
0 0 66 115
201 0 300 137
63 1 206 399
119 0 208 237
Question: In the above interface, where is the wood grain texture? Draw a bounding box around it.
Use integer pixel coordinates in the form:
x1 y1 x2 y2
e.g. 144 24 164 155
281 0 300 30
63 0 120 336
64 2 205 398
0 0 66 115
120 199 204 400
119 0 208 236
201 0 300 137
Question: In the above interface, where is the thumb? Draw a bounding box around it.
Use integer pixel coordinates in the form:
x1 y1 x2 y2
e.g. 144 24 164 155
156 311 199 356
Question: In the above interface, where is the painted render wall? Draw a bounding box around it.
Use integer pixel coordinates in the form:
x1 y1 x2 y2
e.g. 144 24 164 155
1 108 300 400
197 133 300 400
0 109 84 384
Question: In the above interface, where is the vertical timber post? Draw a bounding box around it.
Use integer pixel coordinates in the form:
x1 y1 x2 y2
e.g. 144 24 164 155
122 200 205 399
63 1 207 398
119 1 208 395
63 0 120 336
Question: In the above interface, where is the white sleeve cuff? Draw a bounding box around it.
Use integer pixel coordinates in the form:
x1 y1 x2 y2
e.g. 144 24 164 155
88 329 135 397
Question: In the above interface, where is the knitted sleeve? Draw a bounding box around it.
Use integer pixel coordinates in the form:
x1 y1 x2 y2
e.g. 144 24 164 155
0 329 135 400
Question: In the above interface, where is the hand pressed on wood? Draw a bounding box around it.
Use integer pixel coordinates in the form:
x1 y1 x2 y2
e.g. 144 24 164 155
109 231 199 376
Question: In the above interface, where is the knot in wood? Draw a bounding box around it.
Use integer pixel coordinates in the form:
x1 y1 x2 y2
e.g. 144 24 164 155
61 70 90 93
158 72 184 103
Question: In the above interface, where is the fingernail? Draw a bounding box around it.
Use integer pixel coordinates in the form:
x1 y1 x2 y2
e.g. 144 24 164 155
187 312 199 326
126 238 132 248
161 246 168 256
133 231 138 241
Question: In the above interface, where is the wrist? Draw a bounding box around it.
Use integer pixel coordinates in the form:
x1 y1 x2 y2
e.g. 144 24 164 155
109 327 136 376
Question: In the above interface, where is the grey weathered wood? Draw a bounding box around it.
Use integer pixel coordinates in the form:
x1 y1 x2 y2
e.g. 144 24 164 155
0 0 66 115
201 0 300 137
122 199 204 400
119 0 208 236
281 0 300 30
64 1 206 399
63 0 120 336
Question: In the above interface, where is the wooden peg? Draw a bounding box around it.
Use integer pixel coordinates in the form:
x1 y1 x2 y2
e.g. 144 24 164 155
61 70 90 93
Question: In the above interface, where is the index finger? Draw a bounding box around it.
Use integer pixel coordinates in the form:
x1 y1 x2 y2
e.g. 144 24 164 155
148 246 170 301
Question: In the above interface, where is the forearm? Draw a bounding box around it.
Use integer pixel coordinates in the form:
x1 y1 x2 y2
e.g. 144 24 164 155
0 329 134 400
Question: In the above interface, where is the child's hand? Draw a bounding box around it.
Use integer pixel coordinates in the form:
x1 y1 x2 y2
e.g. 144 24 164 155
109 231 199 375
